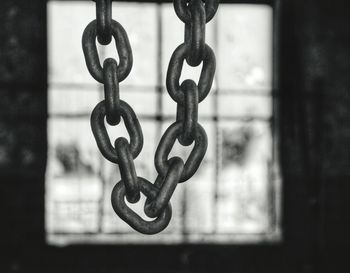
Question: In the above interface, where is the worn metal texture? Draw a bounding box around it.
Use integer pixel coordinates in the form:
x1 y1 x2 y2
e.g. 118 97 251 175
115 137 140 203
95 0 112 45
82 0 218 234
103 58 121 125
155 122 208 182
111 177 172 234
174 0 219 23
82 19 133 83
166 43 216 103
90 100 144 163
144 157 184 218
176 79 199 145
184 0 206 66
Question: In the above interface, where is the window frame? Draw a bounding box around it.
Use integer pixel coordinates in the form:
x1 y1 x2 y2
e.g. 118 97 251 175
39 0 306 272
46 0 281 245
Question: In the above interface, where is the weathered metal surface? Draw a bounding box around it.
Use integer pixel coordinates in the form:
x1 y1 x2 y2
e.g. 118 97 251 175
83 0 218 234
103 58 121 125
115 137 140 203
111 177 172 234
95 0 112 45
82 19 133 83
166 43 216 103
90 100 143 164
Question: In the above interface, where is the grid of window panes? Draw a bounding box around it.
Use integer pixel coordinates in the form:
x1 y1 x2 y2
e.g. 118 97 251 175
46 1 281 244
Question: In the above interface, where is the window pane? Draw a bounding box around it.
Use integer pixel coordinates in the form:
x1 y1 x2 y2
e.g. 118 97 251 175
46 119 102 234
48 2 96 84
183 121 216 235
106 3 158 86
122 88 157 116
49 86 100 115
218 93 272 119
217 5 273 91
217 120 274 234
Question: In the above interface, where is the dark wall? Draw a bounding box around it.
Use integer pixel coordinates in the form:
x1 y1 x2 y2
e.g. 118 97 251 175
0 0 349 272
280 0 350 272
0 0 47 270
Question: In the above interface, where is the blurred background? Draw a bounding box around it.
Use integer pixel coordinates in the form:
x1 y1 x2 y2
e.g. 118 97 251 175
0 0 350 273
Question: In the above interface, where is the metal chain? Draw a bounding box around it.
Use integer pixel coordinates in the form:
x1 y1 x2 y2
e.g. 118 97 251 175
82 0 219 234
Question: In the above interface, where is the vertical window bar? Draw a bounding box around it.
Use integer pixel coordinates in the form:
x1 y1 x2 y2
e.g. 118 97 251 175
213 13 220 234
156 3 163 139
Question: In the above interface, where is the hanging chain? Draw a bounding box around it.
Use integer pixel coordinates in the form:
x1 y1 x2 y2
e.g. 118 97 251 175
82 0 219 234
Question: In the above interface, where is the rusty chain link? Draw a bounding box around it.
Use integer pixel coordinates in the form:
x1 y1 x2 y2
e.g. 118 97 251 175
82 0 219 234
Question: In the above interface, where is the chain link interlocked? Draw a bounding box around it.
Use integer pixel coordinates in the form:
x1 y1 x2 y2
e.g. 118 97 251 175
82 0 219 234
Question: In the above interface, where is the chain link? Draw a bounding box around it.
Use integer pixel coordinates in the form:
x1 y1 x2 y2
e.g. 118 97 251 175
174 0 219 23
115 137 140 203
103 58 120 125
166 43 216 104
155 122 208 182
90 100 143 163
184 0 206 66
111 177 172 234
176 79 199 145
144 157 184 218
82 0 219 234
82 19 133 83
94 0 112 45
